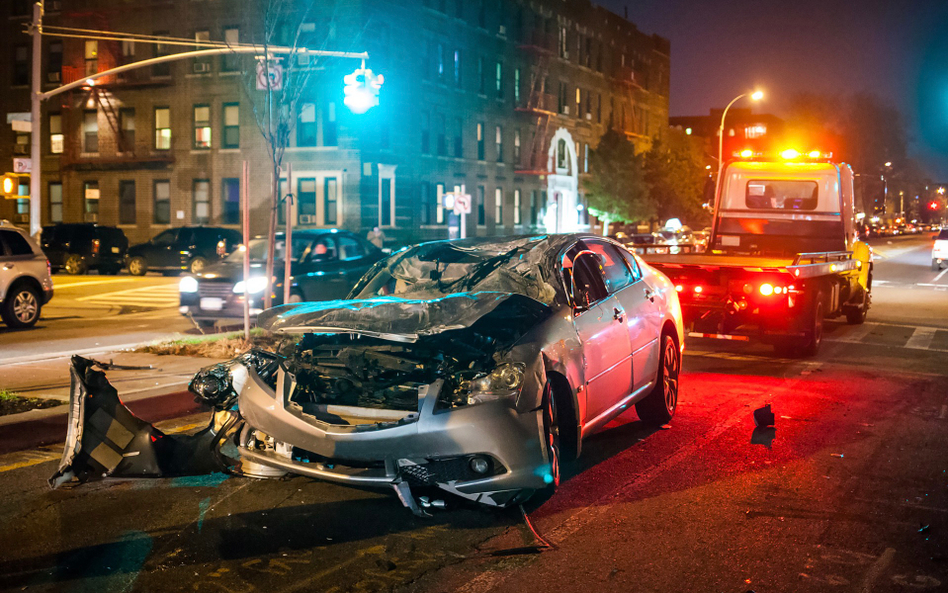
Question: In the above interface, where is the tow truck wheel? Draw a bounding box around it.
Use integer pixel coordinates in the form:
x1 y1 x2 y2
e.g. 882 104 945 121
801 298 824 357
845 296 868 325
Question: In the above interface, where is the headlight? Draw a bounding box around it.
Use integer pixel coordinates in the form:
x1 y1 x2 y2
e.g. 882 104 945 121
450 363 525 406
179 276 198 293
233 276 269 294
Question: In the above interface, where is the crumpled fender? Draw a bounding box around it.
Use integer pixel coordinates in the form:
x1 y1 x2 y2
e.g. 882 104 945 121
49 356 230 489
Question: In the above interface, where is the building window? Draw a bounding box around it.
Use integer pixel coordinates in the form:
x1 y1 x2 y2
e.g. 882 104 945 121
559 26 569 59
420 181 431 225
193 105 211 149
222 103 239 148
48 182 63 223
597 93 602 123
476 185 485 226
435 183 445 224
495 187 503 227
453 49 461 87
13 45 29 86
421 39 431 81
576 87 582 118
119 180 136 225
478 0 486 27
155 107 171 150
119 108 135 152
14 133 28 156
49 114 63 154
47 40 63 83
513 129 521 163
745 124 767 138
298 103 316 147
530 190 538 225
495 61 503 99
121 40 135 63
436 115 447 156
436 42 445 82
84 40 98 76
514 67 520 104
421 112 430 154
584 143 589 173
193 30 211 73
476 122 484 160
324 177 338 225
477 56 485 94
222 27 240 72
193 179 210 223
297 178 316 224
381 178 394 226
557 139 567 170
222 178 240 224
454 117 463 158
153 32 171 77
495 125 503 162
83 181 99 222
82 110 98 153
154 180 171 224
558 82 568 114
323 102 337 146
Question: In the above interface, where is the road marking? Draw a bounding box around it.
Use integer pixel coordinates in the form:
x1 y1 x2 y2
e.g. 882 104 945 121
833 322 876 344
53 278 137 288
859 548 895 593
905 327 937 350
940 405 947 420
76 284 180 308
935 268 948 282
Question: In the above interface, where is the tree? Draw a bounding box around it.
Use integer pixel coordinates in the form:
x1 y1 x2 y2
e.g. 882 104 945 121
585 129 653 235
644 129 709 229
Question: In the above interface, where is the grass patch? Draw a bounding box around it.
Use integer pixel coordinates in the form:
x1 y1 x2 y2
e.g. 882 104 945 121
137 328 279 359
0 389 65 417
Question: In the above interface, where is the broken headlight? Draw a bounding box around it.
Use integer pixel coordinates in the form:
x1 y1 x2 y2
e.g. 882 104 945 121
445 363 525 407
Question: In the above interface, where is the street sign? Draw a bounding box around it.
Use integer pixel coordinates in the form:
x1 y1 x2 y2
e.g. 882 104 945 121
452 193 472 215
13 158 31 173
256 61 283 91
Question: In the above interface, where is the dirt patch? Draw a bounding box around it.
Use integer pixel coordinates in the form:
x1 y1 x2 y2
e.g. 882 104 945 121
138 331 281 359
0 392 65 417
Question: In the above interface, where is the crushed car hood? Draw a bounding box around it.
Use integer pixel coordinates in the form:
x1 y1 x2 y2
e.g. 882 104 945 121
257 291 550 340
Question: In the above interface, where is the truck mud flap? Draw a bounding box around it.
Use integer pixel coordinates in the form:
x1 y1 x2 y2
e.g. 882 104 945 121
49 356 229 489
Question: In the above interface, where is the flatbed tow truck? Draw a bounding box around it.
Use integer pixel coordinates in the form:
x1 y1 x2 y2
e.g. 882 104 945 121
639 152 872 357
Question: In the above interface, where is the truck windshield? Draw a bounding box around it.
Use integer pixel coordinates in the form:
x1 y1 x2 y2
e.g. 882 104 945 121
746 180 818 210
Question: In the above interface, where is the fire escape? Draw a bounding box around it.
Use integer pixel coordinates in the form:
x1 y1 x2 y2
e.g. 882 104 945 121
514 30 557 175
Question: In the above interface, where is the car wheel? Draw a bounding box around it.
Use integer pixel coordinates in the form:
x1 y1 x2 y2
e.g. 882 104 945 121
635 333 680 426
127 256 147 276
64 254 87 275
189 257 208 275
1 285 42 328
541 380 561 491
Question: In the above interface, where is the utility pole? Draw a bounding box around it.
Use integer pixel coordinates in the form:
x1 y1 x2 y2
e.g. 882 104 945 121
29 0 44 237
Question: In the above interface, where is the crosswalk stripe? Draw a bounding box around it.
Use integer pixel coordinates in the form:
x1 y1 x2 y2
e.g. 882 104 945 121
832 322 876 343
905 327 938 350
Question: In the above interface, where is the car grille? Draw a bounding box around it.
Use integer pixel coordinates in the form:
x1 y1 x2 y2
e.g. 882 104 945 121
197 282 233 298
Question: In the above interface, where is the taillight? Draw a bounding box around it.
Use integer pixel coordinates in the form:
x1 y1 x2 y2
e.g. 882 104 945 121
217 240 226 257
47 259 51 277
91 239 100 255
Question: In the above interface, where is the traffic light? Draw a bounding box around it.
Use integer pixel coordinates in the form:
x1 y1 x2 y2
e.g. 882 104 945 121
343 67 383 114
1 174 27 200
930 201 940 210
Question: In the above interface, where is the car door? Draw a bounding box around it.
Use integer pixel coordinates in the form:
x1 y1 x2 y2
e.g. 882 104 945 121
618 248 663 391
296 236 350 300
0 231 18 297
336 234 375 290
149 229 179 268
566 246 634 424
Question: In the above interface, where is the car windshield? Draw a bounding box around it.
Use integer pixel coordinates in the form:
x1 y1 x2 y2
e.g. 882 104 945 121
349 235 559 304
226 237 315 263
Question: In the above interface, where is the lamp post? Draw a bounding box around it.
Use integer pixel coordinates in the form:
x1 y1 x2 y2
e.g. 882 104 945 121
718 90 763 177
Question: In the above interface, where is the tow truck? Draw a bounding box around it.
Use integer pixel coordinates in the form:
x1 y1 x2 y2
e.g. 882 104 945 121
639 150 872 357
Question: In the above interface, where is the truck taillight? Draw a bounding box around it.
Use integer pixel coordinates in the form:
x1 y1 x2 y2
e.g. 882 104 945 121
675 284 684 292
693 285 704 294
91 239 100 255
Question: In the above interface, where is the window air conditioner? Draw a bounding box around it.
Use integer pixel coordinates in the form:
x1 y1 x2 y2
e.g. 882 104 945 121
498 25 507 36
298 214 315 224
15 214 29 223
193 62 210 73
563 106 570 115
47 72 61 83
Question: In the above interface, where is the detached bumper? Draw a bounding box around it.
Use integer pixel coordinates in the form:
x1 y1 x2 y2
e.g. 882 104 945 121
236 365 551 506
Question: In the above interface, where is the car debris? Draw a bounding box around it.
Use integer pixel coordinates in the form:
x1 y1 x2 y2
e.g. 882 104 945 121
753 404 775 427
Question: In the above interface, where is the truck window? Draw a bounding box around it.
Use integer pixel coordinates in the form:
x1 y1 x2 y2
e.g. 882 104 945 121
746 180 818 211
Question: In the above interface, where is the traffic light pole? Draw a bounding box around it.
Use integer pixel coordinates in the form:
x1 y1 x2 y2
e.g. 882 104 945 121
28 0 44 236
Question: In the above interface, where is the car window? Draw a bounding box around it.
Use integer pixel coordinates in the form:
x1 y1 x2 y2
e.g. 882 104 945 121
938 230 948 241
585 240 635 294
616 247 643 282
1 230 34 256
152 229 176 245
309 237 338 262
570 253 608 306
337 236 365 261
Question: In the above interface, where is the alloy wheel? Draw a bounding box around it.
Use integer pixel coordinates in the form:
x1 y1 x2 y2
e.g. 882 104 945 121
663 336 680 413
13 290 38 324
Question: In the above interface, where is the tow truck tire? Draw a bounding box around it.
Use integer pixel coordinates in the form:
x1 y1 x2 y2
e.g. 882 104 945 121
845 297 868 325
801 298 824 357
934 259 942 271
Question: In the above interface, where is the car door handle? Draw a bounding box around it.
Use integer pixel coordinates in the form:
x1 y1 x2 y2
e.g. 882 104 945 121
613 307 624 322
644 288 655 302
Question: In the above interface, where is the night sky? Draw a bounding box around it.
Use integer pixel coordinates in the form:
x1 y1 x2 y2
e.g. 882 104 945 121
594 0 948 180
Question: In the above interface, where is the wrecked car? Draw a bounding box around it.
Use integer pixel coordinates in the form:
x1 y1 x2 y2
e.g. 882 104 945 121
50 234 684 514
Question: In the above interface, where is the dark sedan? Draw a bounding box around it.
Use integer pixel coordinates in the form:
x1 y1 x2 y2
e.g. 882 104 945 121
178 229 384 326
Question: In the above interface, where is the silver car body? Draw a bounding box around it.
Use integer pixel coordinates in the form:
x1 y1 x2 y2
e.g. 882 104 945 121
0 222 54 327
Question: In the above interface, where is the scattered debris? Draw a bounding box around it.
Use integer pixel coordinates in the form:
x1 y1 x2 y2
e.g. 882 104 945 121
753 404 775 428
831 453 845 458
919 524 931 534
660 424 672 430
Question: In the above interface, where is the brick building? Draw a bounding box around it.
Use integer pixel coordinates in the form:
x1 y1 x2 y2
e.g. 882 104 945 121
0 0 669 245
670 108 785 169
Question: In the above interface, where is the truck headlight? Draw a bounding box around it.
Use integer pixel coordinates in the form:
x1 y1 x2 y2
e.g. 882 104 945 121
448 363 525 406
179 276 198 293
233 277 269 294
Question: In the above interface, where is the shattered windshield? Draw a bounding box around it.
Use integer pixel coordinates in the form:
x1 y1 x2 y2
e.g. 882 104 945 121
349 236 560 305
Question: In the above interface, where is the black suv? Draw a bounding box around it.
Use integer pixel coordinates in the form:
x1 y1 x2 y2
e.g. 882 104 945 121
41 223 129 275
127 226 242 276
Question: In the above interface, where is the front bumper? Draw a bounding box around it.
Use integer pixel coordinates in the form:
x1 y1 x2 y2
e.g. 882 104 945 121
236 365 550 506
180 291 265 321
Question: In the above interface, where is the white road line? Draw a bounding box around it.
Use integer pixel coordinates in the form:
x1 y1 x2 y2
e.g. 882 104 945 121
53 278 137 288
905 327 938 350
833 322 877 344
75 286 178 301
935 267 948 282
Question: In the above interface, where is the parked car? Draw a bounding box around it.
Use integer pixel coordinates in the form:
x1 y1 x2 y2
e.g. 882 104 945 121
126 226 241 276
933 229 948 270
0 221 54 328
53 234 685 514
179 229 384 326
40 223 128 275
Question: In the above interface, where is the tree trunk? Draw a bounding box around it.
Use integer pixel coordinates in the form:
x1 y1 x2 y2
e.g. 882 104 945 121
263 164 279 310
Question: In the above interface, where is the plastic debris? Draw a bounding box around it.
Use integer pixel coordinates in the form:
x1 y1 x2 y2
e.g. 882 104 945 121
831 453 844 458
753 404 775 427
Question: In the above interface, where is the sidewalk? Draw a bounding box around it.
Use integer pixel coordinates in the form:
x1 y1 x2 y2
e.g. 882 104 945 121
0 351 225 455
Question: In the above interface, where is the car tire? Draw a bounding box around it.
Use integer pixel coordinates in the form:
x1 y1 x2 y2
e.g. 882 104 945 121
540 380 561 492
635 332 680 426
189 257 208 275
64 254 87 275
127 256 147 276
1 284 42 328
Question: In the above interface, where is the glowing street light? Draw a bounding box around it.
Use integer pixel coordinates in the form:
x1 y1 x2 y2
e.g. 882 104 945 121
719 90 763 176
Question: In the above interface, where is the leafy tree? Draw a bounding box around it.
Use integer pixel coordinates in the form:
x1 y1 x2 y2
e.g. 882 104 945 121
585 129 653 235
644 129 709 228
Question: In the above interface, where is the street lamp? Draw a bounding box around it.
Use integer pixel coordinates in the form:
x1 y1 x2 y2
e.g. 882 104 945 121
718 90 763 176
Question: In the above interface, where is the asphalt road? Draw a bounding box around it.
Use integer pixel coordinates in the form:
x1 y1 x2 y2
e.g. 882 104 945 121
0 272 195 362
0 235 945 593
